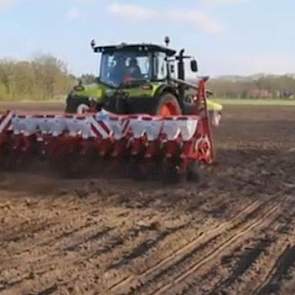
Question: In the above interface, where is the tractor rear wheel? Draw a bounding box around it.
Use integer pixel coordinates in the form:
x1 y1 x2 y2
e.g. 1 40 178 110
154 93 182 116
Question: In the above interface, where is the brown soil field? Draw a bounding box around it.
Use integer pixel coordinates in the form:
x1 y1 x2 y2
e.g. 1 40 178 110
0 103 295 295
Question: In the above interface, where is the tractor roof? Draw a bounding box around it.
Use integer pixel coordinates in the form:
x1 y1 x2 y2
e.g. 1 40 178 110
93 43 177 57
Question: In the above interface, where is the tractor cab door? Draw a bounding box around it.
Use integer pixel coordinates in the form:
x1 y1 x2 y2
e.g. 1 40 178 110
184 58 199 103
153 52 168 80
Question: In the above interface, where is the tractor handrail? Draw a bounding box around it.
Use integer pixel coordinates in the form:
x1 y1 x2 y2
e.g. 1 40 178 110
171 78 213 96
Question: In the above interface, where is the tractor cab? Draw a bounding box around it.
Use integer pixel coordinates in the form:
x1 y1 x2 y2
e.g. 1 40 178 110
92 42 199 88
93 43 176 87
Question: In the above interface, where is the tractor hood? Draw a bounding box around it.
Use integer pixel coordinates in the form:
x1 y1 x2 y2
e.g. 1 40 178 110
71 83 106 103
71 81 162 102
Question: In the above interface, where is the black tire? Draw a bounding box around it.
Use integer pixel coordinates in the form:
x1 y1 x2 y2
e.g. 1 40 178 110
153 93 182 116
65 95 90 113
160 159 181 184
186 161 200 182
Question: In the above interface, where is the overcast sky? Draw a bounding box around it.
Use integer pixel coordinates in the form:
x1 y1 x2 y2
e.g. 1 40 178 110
0 0 294 76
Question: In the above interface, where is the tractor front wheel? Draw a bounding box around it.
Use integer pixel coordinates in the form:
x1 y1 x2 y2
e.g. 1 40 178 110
65 96 91 114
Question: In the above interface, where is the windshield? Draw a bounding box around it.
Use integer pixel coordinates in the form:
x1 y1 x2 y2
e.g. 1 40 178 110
100 51 152 87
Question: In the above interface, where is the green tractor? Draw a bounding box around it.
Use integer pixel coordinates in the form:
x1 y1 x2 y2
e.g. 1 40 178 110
66 37 222 123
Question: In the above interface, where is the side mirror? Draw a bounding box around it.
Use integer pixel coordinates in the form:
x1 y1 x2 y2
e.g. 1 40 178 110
190 59 198 72
73 80 85 92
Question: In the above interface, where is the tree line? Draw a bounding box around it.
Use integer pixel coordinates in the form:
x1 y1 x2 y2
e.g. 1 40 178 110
0 55 294 101
0 55 75 101
208 75 295 99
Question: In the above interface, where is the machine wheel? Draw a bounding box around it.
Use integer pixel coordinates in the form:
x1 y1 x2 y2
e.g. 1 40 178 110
161 159 181 184
65 96 90 114
154 93 182 116
186 161 200 182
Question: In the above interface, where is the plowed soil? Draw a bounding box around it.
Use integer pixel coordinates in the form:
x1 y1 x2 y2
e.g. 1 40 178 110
0 103 295 295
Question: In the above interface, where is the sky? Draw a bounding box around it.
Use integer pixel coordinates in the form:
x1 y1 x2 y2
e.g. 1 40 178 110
0 0 294 76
